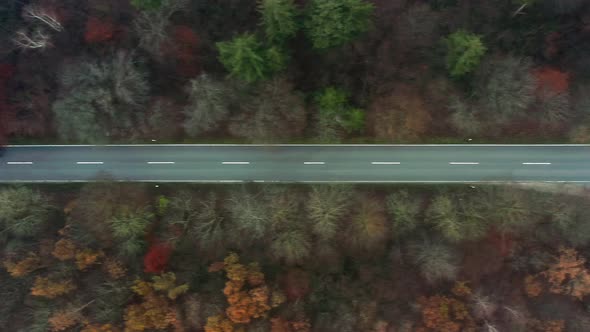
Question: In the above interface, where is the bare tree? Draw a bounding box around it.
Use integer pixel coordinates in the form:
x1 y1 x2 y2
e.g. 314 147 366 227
133 0 188 59
23 4 63 32
13 28 50 49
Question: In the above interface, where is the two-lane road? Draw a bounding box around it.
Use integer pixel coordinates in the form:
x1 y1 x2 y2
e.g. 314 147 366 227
0 144 589 183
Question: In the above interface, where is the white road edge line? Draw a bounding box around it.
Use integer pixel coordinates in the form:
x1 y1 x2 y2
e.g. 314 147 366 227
76 161 104 165
147 161 175 164
522 162 552 165
371 162 401 165
449 162 480 165
6 161 33 165
304 162 325 165
222 162 250 165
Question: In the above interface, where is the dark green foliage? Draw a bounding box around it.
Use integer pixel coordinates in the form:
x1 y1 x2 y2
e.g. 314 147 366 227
89 281 132 323
0 272 27 329
315 87 365 142
109 207 154 259
0 187 53 238
258 0 299 43
444 30 486 78
217 34 287 83
304 0 374 49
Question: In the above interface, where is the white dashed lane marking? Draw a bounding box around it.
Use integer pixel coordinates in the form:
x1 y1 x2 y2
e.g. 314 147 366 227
147 161 176 164
6 161 33 165
222 162 250 165
76 161 104 165
304 162 325 165
449 162 480 165
522 162 552 165
371 162 401 165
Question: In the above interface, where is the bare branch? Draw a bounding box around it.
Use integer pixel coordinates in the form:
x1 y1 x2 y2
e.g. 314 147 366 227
23 4 63 32
13 29 51 49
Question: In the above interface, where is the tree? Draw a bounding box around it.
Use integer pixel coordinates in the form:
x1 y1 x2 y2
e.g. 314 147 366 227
229 78 306 142
426 194 461 242
347 196 388 253
52 239 76 261
304 0 374 49
271 230 311 266
31 277 76 298
207 253 282 326
540 247 590 300
226 189 271 242
133 0 187 59
474 57 535 122
449 97 481 136
409 240 459 284
3 253 41 277
53 52 149 143
315 87 365 142
444 30 486 78
109 207 154 259
217 34 287 82
307 185 353 241
0 187 52 238
183 74 232 137
370 85 432 142
386 190 422 236
124 278 180 331
144 243 172 274
189 192 227 254
85 17 115 44
258 0 299 44
417 294 475 332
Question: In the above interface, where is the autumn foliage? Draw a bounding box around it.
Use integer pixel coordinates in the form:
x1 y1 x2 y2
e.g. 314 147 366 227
31 276 76 298
85 17 116 44
143 243 172 273
49 310 80 331
417 285 475 332
534 67 569 97
206 253 285 330
124 276 184 331
167 26 200 77
52 238 77 261
3 253 41 277
540 247 590 299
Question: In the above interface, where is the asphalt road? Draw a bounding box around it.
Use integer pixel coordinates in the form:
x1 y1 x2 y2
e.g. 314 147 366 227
1 144 589 183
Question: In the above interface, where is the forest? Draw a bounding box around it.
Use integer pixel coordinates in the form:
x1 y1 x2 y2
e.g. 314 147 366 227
3 1 590 332
2 182 590 331
0 0 589 144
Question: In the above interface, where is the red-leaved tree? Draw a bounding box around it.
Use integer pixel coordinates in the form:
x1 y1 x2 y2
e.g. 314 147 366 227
534 67 569 97
167 26 200 77
144 243 172 273
85 17 116 44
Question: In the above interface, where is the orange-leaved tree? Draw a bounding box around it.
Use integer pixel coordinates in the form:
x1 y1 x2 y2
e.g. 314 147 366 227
31 276 76 298
206 253 285 330
3 253 42 277
123 273 188 331
540 247 590 300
